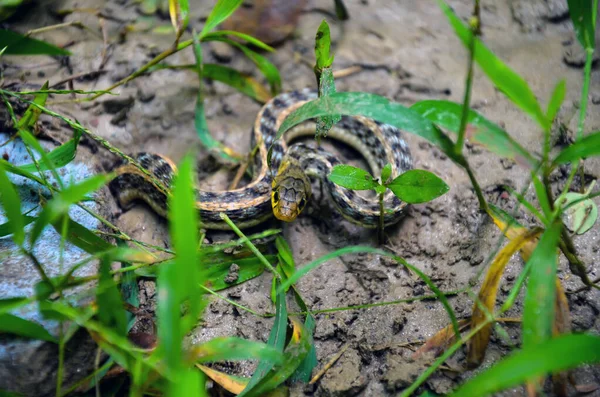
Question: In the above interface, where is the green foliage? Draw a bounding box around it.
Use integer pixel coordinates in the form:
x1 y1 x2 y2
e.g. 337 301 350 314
436 0 551 132
314 20 334 70
199 0 243 39
552 131 600 165
0 29 70 55
96 256 128 337
0 164 25 246
411 100 536 168
522 223 561 347
567 0 597 50
556 190 598 234
387 170 449 204
448 334 600 397
0 313 57 342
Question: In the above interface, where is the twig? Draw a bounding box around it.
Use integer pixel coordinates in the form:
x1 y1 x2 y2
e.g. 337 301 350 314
309 343 350 384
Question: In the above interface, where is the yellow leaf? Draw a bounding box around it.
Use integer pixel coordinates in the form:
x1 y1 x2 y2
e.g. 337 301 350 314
197 364 248 395
468 227 543 367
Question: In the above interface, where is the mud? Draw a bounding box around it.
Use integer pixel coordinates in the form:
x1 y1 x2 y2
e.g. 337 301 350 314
1 0 599 396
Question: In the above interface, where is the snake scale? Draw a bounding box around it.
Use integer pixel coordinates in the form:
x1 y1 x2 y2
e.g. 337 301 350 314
109 89 413 230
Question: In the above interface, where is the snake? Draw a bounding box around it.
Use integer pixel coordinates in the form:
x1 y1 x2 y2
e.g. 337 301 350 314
109 89 413 230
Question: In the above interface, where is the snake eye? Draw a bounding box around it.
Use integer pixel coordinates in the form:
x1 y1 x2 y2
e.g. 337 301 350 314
273 190 280 203
299 197 307 210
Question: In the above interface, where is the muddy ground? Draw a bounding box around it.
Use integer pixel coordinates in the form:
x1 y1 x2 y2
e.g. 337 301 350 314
2 0 600 396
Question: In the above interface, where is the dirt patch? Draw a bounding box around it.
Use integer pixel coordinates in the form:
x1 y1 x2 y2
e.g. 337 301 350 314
1 0 599 396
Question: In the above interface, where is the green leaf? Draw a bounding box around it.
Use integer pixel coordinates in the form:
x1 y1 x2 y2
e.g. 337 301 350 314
0 313 57 342
276 92 456 155
316 68 340 138
238 282 288 397
226 40 281 95
96 256 128 337
192 337 284 364
275 236 294 277
411 100 537 168
0 163 24 245
556 192 598 235
17 81 48 130
0 215 34 238
168 0 189 37
202 30 275 52
0 29 70 55
387 169 449 204
532 173 552 220
0 297 30 315
199 0 244 39
448 334 600 397
552 131 600 165
381 163 392 184
204 64 271 103
30 173 113 246
314 20 334 69
567 0 597 50
436 0 550 131
546 79 566 122
159 154 203 377
51 215 114 254
18 128 64 189
19 128 81 172
522 222 561 348
0 158 47 185
328 164 378 190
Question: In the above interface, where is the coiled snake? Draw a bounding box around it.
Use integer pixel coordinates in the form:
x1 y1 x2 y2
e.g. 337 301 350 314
109 89 413 230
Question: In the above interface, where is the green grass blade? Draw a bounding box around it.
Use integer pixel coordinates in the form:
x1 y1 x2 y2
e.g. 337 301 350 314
192 337 284 364
387 169 449 204
448 334 600 397
96 256 128 336
532 173 552 220
411 100 537 168
17 81 48 130
230 41 281 95
546 79 566 122
328 164 377 190
18 128 64 189
567 0 597 50
0 29 70 55
202 30 275 52
552 131 600 165
199 0 244 38
0 313 57 342
0 158 47 185
0 297 31 316
0 163 25 245
30 173 113 246
277 92 455 154
204 64 271 102
19 129 82 172
0 215 35 238
158 154 202 379
522 222 561 347
238 282 288 397
51 215 114 254
436 0 550 131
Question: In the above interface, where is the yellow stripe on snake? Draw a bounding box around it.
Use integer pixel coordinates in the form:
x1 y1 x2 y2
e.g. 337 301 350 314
109 89 413 230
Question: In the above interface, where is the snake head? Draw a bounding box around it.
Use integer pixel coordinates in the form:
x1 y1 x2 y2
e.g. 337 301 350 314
272 160 311 222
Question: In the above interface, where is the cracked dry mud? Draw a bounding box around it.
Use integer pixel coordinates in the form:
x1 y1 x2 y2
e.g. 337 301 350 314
1 0 599 396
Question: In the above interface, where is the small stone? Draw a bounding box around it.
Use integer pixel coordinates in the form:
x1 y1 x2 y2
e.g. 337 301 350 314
224 263 240 284
137 88 155 103
210 41 234 63
102 96 135 114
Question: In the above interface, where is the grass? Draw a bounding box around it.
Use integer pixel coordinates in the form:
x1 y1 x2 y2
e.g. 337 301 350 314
1 0 600 396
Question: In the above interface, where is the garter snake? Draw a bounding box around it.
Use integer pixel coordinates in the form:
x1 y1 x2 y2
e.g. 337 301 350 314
109 89 413 230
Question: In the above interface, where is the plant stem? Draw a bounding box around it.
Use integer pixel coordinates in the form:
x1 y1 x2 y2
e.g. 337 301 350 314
461 156 489 213
378 191 384 244
454 0 480 153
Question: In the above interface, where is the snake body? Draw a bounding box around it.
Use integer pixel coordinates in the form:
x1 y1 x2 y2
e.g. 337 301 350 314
109 89 413 229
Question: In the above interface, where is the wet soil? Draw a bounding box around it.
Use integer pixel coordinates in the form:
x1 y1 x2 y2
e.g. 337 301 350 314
1 0 599 396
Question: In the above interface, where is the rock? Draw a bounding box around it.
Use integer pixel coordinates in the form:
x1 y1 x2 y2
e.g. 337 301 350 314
0 133 105 396
318 349 368 396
